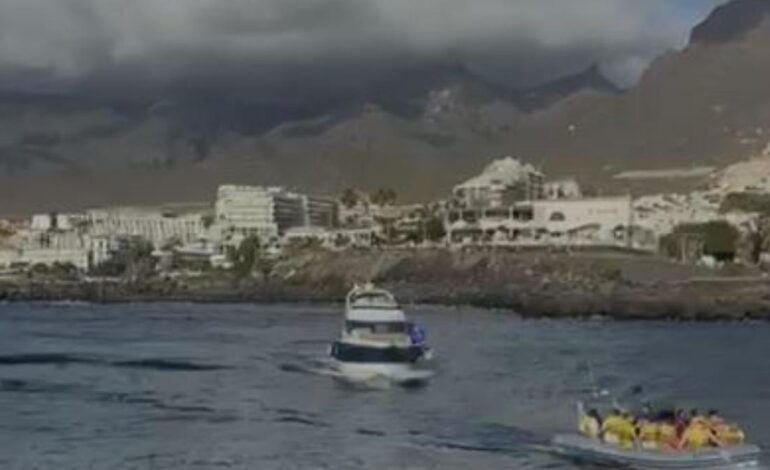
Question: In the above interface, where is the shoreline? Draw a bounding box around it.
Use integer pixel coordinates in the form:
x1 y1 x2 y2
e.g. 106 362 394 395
3 281 770 322
3 249 770 321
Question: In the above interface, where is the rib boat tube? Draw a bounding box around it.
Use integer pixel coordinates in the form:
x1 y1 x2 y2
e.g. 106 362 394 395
552 433 762 469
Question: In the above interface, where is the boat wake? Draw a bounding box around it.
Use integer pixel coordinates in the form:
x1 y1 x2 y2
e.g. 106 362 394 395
280 355 433 389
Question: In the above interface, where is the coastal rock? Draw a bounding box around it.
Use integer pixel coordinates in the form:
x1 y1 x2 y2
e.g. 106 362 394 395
2 249 769 321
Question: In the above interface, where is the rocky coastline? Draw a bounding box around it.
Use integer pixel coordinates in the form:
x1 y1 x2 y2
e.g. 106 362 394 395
2 249 770 321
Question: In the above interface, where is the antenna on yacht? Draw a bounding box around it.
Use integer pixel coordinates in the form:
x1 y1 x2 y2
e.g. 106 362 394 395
586 362 610 399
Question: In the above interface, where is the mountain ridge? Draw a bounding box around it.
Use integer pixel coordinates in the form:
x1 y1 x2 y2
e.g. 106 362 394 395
2 0 770 213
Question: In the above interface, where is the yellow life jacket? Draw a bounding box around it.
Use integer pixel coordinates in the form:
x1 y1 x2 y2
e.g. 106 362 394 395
638 421 659 448
683 424 711 450
602 416 624 445
658 423 678 448
616 418 636 449
579 415 600 439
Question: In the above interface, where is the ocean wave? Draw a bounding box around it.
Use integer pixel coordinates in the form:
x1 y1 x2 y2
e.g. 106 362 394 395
0 353 99 366
0 353 229 373
110 359 229 371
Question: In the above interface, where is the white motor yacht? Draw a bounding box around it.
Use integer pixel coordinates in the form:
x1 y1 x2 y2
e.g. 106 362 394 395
328 283 433 384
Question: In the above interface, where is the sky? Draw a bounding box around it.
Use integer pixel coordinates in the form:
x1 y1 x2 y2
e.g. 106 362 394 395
0 0 726 99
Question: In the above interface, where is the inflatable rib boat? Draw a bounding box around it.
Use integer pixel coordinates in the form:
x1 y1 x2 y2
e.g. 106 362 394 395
552 434 762 469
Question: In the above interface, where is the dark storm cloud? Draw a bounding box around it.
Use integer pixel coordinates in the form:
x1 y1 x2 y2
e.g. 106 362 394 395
0 0 724 94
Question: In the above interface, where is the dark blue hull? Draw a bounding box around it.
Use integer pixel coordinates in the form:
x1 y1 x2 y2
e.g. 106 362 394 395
329 341 426 364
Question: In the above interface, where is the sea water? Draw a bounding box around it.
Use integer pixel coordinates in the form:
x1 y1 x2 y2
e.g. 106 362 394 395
1 302 768 469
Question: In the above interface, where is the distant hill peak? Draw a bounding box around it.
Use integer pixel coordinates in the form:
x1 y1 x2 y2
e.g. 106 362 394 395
518 63 619 111
690 0 770 45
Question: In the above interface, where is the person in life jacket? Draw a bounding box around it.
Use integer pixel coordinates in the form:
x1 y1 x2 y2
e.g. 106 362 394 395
409 324 427 346
602 409 636 449
674 409 689 438
579 409 602 439
707 410 745 446
689 409 709 428
617 412 638 450
636 419 659 450
678 415 722 451
601 409 623 446
657 418 679 451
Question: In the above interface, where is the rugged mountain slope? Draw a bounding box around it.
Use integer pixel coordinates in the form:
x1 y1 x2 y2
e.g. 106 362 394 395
517 64 619 111
0 65 562 212
2 0 770 213
506 0 770 185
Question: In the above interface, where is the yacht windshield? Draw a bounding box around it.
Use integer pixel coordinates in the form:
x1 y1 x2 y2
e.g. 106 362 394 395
350 292 399 309
345 321 409 334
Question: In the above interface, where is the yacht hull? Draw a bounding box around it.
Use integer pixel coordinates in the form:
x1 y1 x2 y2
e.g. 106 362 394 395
329 359 434 384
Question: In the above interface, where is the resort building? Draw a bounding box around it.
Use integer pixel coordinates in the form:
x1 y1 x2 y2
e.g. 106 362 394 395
303 195 339 229
31 213 76 232
214 185 340 246
87 206 207 248
446 196 639 248
215 185 281 242
453 156 545 209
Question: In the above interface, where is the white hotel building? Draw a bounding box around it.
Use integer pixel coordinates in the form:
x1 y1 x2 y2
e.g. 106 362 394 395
446 157 644 249
214 185 339 246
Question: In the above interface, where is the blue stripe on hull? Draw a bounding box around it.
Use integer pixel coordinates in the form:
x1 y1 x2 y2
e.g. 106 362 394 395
330 341 425 364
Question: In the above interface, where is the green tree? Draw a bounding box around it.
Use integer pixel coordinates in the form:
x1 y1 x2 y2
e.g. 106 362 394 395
662 221 741 262
424 216 447 242
201 213 216 229
228 235 263 277
51 262 79 279
701 221 740 258
340 188 359 209
720 193 770 216
743 217 770 264
92 236 156 281
371 188 397 207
